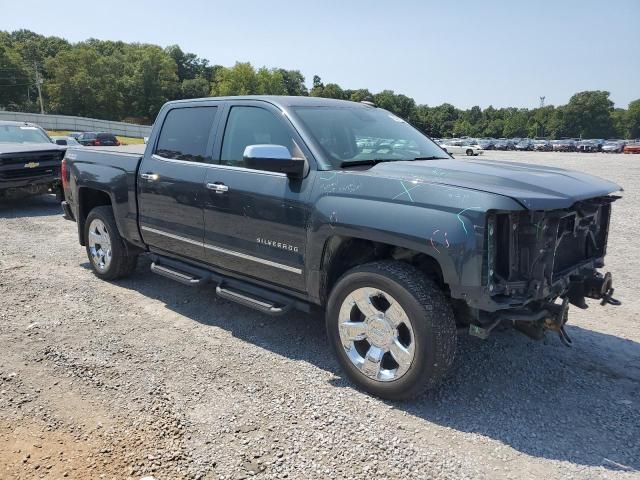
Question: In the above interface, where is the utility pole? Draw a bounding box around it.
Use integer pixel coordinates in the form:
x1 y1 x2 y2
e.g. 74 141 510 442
538 96 546 138
34 62 45 114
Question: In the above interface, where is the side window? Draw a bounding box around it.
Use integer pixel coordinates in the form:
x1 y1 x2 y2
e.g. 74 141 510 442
220 106 293 169
155 106 218 162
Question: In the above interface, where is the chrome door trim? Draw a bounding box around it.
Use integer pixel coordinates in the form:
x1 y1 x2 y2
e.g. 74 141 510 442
140 226 302 275
141 226 203 247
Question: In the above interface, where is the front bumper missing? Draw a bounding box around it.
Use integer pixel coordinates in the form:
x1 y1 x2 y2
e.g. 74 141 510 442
468 271 620 345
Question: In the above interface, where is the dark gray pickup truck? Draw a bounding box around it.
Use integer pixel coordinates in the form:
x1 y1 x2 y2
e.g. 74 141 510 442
0 121 66 198
61 96 622 399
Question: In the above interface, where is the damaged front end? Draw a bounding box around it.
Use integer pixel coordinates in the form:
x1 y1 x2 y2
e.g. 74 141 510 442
468 195 621 345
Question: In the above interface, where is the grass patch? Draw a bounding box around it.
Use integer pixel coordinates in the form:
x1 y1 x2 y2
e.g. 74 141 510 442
47 130 145 145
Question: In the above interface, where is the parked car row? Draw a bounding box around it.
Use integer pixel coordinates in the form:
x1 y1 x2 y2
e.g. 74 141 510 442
434 137 640 154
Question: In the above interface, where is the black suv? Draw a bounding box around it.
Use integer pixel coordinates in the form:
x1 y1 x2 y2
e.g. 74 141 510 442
77 132 120 147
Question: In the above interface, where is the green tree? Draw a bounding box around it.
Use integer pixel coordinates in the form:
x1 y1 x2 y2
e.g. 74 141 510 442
122 45 179 119
180 77 211 99
309 75 324 97
564 90 614 138
277 69 307 96
256 67 287 95
211 62 258 96
320 83 346 99
625 99 640 139
46 46 126 119
0 33 32 109
349 88 373 103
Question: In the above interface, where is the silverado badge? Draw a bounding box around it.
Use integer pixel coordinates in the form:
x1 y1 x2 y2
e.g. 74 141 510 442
24 162 40 169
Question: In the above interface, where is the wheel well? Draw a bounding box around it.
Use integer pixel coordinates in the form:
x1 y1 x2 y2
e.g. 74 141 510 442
77 188 112 245
321 236 445 302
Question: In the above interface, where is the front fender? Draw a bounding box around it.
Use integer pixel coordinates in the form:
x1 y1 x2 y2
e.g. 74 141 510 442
306 183 524 301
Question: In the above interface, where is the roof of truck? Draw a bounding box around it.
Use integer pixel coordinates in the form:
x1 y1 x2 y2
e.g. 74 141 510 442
165 95 372 109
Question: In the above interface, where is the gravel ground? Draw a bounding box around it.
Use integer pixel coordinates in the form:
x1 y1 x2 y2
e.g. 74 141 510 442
0 150 639 479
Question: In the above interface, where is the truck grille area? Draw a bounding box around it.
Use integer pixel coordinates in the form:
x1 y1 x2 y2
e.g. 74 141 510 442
487 196 616 301
0 151 63 181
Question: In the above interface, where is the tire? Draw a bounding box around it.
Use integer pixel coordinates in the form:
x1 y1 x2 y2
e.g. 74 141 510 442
84 206 137 280
466 149 474 156
326 261 457 400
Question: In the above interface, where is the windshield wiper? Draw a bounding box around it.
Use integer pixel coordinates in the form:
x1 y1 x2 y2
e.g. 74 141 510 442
339 158 399 168
412 156 450 160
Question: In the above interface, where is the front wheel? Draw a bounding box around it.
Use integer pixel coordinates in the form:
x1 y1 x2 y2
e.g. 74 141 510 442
466 149 474 156
326 261 457 400
84 206 137 280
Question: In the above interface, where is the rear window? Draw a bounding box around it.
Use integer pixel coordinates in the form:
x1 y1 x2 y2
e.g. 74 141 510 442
97 133 116 140
155 107 218 162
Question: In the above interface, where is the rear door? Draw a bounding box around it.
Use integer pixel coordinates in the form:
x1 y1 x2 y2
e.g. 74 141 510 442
138 103 221 263
201 101 313 291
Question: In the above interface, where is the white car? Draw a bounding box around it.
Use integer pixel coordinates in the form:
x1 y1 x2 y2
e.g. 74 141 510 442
439 141 483 156
50 135 83 147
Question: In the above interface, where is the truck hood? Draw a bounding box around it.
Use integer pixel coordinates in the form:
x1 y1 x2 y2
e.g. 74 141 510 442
0 143 64 156
356 158 622 210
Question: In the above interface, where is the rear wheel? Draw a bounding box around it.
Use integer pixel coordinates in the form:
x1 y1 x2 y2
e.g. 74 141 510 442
466 149 474 156
84 206 137 280
326 261 457 400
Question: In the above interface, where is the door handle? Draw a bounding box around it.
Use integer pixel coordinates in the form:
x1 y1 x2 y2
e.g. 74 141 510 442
140 172 159 181
206 182 229 193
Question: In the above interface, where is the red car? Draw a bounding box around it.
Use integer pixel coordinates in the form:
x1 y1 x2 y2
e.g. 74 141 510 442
623 143 640 154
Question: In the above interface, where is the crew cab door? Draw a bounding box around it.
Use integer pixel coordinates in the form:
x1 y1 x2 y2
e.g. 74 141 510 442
138 103 221 262
202 101 313 291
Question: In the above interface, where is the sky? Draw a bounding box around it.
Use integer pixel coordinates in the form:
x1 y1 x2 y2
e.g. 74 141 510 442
1 0 638 109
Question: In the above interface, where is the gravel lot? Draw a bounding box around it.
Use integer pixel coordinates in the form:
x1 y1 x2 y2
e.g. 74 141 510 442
1 150 638 479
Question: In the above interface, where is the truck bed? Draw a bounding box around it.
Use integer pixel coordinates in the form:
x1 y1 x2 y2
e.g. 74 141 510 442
64 147 143 247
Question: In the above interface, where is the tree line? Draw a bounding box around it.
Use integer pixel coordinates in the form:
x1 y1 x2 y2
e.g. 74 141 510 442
1 30 639 139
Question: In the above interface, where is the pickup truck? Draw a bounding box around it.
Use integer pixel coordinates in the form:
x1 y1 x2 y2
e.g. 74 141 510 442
0 121 65 199
61 96 622 400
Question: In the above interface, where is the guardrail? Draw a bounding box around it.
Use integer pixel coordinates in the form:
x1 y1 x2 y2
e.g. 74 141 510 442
0 111 152 138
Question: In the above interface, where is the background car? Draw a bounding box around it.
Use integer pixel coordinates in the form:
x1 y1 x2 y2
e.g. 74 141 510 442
474 138 495 150
533 139 552 151
515 139 534 151
493 139 509 150
552 139 576 152
50 135 83 147
77 132 120 146
440 140 484 156
602 140 625 153
623 142 640 154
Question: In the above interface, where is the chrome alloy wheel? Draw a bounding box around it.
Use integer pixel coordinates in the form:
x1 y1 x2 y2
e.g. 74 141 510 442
338 287 415 382
87 218 112 272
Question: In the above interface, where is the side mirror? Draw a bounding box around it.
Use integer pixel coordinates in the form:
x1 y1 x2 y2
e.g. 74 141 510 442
243 145 304 178
55 139 68 145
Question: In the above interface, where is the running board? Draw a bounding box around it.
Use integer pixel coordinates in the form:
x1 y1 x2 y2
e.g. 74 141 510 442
147 254 304 315
150 262 209 286
216 285 291 315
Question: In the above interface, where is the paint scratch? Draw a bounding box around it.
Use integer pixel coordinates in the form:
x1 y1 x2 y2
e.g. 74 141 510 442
457 207 482 235
392 181 420 202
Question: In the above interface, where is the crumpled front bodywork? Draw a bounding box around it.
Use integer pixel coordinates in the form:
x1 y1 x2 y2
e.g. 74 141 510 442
306 159 621 313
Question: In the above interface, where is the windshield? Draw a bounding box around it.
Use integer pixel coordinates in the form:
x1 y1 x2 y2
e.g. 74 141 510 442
0 125 52 144
291 106 446 168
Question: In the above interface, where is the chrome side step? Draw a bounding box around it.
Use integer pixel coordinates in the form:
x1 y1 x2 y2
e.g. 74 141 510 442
150 262 209 286
216 285 291 316
148 253 304 316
